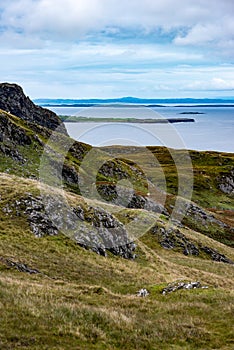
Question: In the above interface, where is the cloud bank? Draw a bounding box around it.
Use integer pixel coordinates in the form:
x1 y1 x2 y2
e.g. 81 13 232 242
0 0 233 97
1 0 234 49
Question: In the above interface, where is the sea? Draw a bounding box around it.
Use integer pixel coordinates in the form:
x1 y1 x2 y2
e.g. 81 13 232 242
48 105 234 153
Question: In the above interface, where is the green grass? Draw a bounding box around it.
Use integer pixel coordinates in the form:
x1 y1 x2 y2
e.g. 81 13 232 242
0 173 233 349
0 109 234 349
0 274 233 350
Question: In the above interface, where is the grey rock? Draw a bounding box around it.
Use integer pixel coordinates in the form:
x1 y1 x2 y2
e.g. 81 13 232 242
201 246 234 264
0 82 67 134
136 288 149 297
185 201 228 228
151 224 233 264
0 111 32 146
98 183 168 215
162 281 208 295
11 194 136 260
0 143 25 162
217 170 234 195
151 225 199 256
0 257 40 274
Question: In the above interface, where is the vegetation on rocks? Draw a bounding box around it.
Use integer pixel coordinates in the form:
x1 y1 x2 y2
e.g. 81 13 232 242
0 84 233 349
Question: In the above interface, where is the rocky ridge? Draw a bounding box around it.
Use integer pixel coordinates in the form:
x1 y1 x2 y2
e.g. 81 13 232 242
0 83 67 135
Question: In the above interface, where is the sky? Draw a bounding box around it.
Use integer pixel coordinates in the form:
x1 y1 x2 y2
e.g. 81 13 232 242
0 0 234 99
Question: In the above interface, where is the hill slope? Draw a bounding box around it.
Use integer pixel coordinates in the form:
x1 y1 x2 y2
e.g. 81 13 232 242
0 85 233 349
0 173 234 350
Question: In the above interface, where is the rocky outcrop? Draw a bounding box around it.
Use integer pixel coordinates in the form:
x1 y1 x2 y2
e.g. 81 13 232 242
217 170 234 195
0 257 40 274
181 200 234 247
151 224 233 264
98 183 167 214
200 246 233 264
0 143 26 163
0 111 32 146
0 111 33 164
0 83 67 135
151 225 199 256
185 202 227 228
4 194 136 259
162 281 208 295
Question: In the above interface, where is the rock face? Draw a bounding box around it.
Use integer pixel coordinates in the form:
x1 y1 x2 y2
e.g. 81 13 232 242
151 225 199 256
185 202 228 228
151 224 233 264
0 83 67 135
6 194 136 260
217 170 234 195
0 111 32 146
98 183 167 214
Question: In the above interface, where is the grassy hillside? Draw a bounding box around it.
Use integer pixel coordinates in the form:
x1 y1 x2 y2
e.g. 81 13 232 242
0 106 233 349
0 173 233 349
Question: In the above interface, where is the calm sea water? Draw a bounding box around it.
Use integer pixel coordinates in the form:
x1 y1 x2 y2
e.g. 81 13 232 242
49 105 234 153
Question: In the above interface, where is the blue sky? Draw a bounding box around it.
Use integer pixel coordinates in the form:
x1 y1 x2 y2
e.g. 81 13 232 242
0 0 233 99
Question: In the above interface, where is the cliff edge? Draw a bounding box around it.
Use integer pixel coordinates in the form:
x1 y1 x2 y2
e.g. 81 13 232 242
0 83 67 135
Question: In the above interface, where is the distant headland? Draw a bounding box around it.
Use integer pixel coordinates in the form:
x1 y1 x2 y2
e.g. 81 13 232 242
59 116 195 123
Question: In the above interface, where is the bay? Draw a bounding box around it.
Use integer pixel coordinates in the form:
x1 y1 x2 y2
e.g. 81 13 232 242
48 105 234 153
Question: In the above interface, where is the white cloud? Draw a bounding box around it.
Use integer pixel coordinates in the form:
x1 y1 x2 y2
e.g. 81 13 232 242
174 17 234 56
0 0 233 97
185 78 234 91
1 0 234 43
0 1 233 59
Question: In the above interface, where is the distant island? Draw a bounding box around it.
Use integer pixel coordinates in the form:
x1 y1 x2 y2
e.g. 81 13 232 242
179 112 205 115
59 116 195 123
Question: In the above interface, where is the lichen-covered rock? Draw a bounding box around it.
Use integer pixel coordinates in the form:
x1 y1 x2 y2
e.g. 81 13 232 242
151 224 233 264
151 225 199 256
217 170 234 195
0 82 67 135
98 183 168 215
11 194 136 260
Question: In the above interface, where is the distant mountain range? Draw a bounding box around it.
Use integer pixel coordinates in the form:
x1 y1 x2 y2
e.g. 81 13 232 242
34 96 234 106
